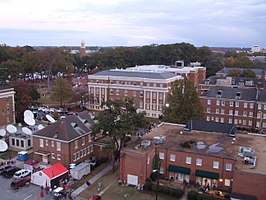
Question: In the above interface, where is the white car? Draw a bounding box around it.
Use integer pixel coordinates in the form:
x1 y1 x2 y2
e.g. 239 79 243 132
13 169 31 179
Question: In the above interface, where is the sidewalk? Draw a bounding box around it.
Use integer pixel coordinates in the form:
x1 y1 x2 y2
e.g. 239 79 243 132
72 163 113 199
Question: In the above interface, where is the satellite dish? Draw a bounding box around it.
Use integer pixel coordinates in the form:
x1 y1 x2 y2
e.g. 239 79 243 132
0 129 6 136
24 110 34 119
37 124 44 130
0 140 8 152
24 117 36 126
45 115 56 123
6 125 17 133
22 127 32 135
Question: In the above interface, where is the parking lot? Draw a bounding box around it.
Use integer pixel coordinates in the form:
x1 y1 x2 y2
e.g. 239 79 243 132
0 174 57 200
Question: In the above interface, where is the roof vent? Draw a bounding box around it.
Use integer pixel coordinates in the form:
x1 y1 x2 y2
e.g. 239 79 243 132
71 123 78 128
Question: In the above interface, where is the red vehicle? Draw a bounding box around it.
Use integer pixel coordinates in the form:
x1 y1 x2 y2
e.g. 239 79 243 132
88 194 101 200
3 166 20 178
11 177 31 189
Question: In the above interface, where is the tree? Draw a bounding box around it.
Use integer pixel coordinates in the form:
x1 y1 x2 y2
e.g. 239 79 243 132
228 68 241 77
241 69 256 78
9 80 33 122
92 99 148 171
162 79 204 124
28 84 41 106
51 77 73 107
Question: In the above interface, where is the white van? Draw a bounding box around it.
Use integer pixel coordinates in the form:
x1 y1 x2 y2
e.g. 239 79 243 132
13 169 31 179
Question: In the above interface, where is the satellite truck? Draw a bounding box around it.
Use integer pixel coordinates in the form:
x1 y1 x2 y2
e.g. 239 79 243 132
69 162 90 180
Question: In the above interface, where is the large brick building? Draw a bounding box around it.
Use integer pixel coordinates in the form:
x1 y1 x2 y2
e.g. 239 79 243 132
0 86 15 127
200 86 266 132
120 122 266 200
87 63 206 118
32 111 95 167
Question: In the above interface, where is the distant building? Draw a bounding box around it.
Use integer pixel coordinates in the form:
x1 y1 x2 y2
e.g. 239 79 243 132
0 86 16 127
120 122 266 200
80 40 86 58
216 68 265 79
251 45 261 53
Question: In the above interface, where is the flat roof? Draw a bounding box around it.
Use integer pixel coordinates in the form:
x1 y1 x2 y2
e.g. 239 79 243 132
124 123 266 174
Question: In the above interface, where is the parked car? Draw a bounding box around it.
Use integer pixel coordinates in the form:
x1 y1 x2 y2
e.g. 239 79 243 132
0 165 12 175
13 169 31 179
3 166 20 178
88 194 101 200
11 176 31 189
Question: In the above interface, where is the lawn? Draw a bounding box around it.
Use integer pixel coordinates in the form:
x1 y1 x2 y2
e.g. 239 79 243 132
0 149 18 160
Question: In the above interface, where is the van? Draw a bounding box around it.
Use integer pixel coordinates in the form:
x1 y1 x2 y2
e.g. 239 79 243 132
11 177 31 189
13 169 31 179
3 166 20 178
88 194 101 200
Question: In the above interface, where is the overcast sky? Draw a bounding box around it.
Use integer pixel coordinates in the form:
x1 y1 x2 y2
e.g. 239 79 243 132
0 0 265 47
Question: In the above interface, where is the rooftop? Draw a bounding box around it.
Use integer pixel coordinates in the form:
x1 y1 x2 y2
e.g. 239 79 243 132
124 123 266 174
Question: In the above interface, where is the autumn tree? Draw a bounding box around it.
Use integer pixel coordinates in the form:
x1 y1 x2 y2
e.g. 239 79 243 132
241 69 256 78
228 68 241 77
92 99 148 170
162 79 204 124
51 77 73 107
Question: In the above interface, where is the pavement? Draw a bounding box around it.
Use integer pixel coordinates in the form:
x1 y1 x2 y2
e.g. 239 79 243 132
72 162 114 199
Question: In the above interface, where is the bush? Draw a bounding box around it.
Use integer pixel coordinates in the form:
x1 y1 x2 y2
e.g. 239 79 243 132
151 185 157 191
145 177 152 183
143 182 153 191
187 190 198 200
174 188 184 198
168 188 175 196
163 187 169 194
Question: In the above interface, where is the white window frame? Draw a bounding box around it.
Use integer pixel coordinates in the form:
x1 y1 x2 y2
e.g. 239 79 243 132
207 99 211 105
196 158 202 166
224 179 231 187
244 102 248 108
51 153 55 159
75 140 78 149
57 154 61 160
159 152 164 160
186 157 192 165
56 142 61 151
226 163 232 171
170 154 176 162
39 139 44 147
213 161 219 169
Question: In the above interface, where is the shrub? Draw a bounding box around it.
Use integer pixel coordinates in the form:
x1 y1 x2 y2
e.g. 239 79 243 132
145 177 152 183
187 190 198 200
163 187 169 194
143 182 153 191
168 188 175 196
151 185 157 191
174 188 184 198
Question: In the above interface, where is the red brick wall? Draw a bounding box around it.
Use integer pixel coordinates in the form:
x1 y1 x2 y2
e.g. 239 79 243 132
0 95 15 126
232 171 266 200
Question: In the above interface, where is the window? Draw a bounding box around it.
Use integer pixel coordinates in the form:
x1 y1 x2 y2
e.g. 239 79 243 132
146 91 150 98
57 154 61 160
88 135 92 143
124 90 128 96
250 103 254 109
170 154 176 162
213 161 219 169
159 152 164 160
243 120 246 125
234 119 238 124
82 137 85 146
235 110 238 116
235 101 239 107
244 102 248 108
153 92 157 99
21 140 24 148
229 101 234 107
220 118 224 123
75 140 78 149
229 110 233 115
243 111 247 116
45 140 49 146
216 100 220 106
258 104 262 110
186 157 192 164
51 141 54 147
221 101 225 106
215 109 219 114
215 117 219 122
116 89 120 96
12 138 15 145
207 99 211 105
248 120 252 126
249 112 253 117
56 142 61 151
206 116 210 121
39 139 44 147
51 153 55 159
229 118 232 124
196 158 202 166
147 157 150 164
207 108 210 113
224 179 231 187
221 109 225 114
226 163 232 171
133 91 136 97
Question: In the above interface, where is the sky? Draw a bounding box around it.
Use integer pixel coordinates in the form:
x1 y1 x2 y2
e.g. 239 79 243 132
0 0 265 47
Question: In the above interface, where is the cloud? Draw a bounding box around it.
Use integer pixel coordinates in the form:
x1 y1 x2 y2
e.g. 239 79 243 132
0 0 265 47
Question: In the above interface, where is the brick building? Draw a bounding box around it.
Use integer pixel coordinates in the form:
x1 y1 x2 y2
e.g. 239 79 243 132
0 86 15 127
120 122 266 200
32 111 95 167
87 69 182 118
200 86 266 132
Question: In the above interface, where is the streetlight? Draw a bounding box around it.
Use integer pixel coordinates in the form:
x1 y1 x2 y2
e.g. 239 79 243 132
152 161 161 200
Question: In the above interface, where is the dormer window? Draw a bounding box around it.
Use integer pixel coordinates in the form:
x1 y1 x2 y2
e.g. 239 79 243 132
217 90 222 97
236 92 241 99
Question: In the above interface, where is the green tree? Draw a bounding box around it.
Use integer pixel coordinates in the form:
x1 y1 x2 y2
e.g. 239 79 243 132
241 69 256 78
51 77 73 107
162 79 204 124
28 84 41 106
228 68 241 77
92 99 148 170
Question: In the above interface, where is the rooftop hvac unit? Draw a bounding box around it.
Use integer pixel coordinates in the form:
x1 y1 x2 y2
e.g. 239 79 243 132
141 140 151 148
152 135 166 144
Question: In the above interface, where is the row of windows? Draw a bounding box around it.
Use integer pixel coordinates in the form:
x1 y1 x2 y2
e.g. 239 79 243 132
207 108 255 117
207 99 256 109
51 153 61 160
92 80 165 88
159 153 232 171
206 116 255 126
73 145 93 162
11 138 31 148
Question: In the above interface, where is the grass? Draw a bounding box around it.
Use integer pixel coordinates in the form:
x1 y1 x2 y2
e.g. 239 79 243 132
0 149 19 160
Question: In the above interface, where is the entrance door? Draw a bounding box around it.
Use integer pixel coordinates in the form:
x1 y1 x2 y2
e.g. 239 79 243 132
127 174 138 186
